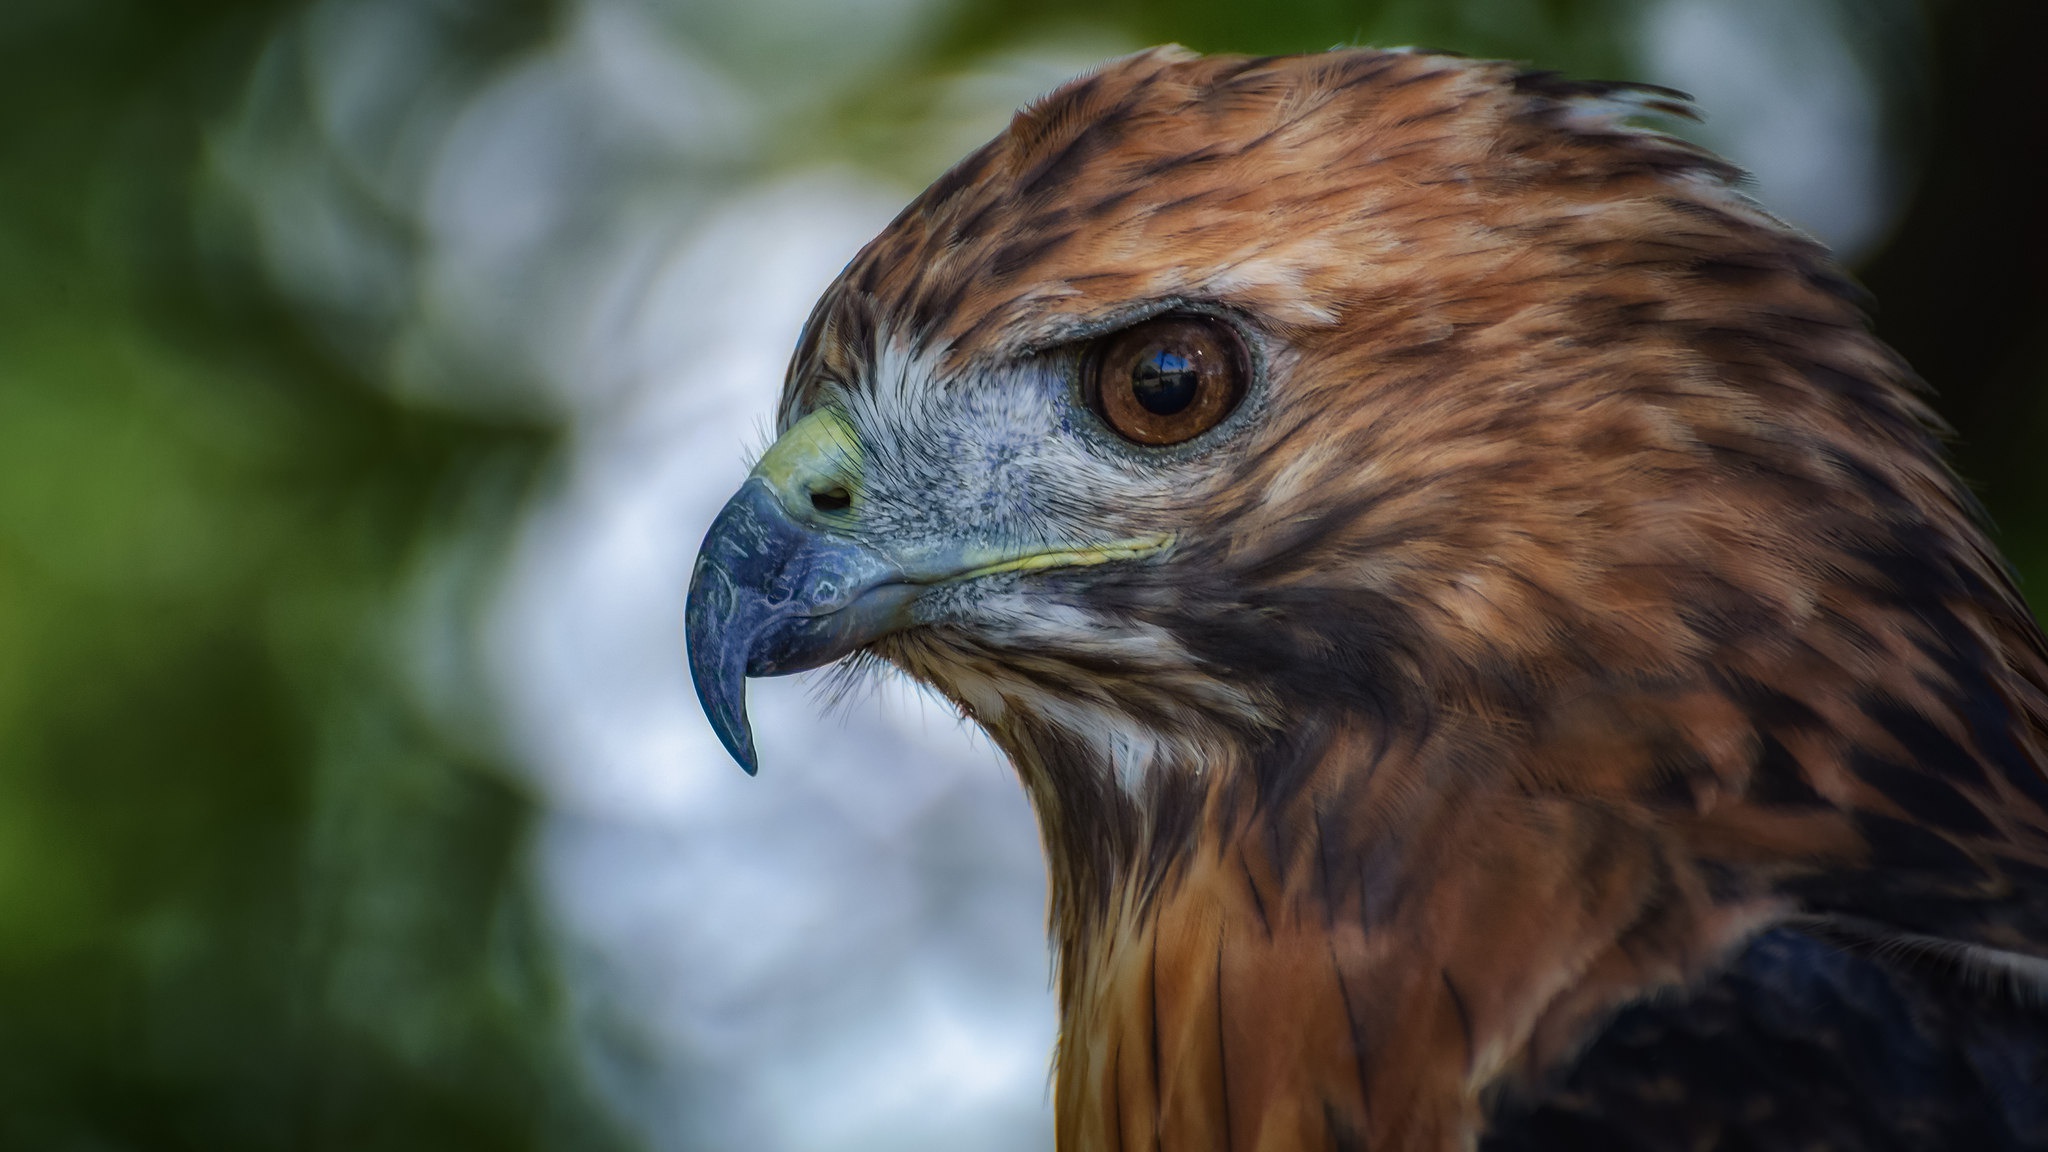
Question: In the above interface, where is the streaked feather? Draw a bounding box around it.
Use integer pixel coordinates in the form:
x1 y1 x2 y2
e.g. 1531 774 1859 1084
780 46 2048 1150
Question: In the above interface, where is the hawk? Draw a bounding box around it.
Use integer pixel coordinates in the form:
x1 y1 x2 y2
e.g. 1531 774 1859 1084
684 47 2048 1151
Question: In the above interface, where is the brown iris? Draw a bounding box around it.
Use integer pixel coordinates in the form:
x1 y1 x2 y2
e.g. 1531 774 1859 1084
1085 316 1248 446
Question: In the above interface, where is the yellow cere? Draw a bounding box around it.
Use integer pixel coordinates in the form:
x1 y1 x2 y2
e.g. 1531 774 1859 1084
751 407 865 515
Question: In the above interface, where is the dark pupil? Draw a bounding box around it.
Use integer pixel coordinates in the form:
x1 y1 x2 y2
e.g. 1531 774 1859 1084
1130 347 1199 415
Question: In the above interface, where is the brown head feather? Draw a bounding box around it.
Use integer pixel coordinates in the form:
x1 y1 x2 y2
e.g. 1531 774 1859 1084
776 47 2048 1151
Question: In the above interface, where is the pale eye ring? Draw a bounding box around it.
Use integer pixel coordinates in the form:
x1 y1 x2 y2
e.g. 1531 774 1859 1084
1084 316 1248 446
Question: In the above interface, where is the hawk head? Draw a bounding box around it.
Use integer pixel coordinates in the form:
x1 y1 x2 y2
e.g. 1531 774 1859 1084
689 42 2007 815
683 47 2048 1144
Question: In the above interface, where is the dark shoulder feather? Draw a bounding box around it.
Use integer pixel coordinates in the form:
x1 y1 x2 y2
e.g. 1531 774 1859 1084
1483 927 2048 1151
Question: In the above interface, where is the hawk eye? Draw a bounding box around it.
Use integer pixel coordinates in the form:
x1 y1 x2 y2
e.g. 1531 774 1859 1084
1086 316 1248 446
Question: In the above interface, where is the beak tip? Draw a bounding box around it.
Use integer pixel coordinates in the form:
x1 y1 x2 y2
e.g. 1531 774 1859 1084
719 701 760 776
721 721 761 777
687 645 763 778
691 667 762 776
686 573 763 778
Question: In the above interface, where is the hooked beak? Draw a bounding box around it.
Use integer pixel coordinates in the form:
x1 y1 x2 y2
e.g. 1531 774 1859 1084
685 478 919 775
685 407 1172 775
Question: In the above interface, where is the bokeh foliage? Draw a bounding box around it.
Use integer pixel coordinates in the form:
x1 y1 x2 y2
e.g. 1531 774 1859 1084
0 0 2040 1148
0 1 617 1148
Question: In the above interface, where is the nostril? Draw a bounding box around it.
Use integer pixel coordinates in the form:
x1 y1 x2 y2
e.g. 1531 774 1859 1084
810 486 852 513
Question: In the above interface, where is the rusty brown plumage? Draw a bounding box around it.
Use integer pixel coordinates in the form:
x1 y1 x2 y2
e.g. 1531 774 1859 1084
761 46 2048 1151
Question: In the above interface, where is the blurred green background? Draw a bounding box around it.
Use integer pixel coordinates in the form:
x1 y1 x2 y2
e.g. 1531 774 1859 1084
0 0 2041 1148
